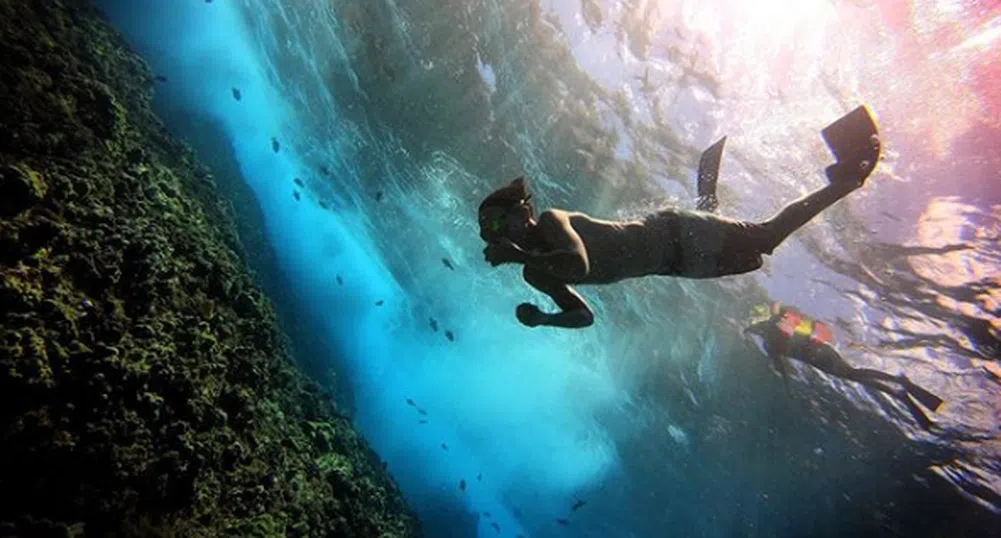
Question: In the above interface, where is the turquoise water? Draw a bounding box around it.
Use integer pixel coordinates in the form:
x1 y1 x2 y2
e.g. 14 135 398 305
99 1 1000 536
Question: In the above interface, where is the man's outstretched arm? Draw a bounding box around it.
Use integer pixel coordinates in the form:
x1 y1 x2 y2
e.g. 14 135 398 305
519 267 594 328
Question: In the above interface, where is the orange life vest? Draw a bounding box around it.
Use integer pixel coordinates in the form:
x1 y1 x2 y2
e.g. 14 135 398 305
771 303 836 347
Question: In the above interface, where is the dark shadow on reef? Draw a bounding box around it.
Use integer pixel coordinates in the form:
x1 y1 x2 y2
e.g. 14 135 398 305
151 109 358 419
0 1 419 536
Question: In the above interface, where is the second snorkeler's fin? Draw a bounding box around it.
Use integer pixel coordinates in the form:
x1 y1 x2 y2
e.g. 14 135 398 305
904 378 945 412
822 105 881 188
696 136 726 212
900 392 935 431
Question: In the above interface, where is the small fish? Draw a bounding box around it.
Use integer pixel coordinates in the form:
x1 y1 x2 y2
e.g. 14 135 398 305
375 300 384 306
318 201 329 210
490 522 500 533
419 419 428 424
459 479 466 492
272 137 280 153
571 499 586 511
417 408 427 416
512 508 522 517
442 258 455 270
153 75 168 83
477 473 482 481
484 512 492 518
80 298 94 310
406 398 416 406
445 330 454 342
336 275 343 285
293 191 300 201
375 191 383 201
319 165 330 175
232 87 242 101
429 318 438 332
556 518 569 526
441 443 448 451
294 177 304 187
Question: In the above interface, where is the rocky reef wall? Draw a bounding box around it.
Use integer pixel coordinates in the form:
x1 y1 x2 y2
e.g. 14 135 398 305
0 1 420 536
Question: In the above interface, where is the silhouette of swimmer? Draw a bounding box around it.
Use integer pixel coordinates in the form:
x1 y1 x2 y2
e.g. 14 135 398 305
479 106 882 329
745 302 945 430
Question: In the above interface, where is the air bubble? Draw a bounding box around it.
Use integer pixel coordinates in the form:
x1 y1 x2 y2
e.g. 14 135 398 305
870 134 880 149
860 160 870 170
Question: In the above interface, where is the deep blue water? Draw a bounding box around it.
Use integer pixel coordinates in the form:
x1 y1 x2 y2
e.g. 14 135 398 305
97 1 1001 536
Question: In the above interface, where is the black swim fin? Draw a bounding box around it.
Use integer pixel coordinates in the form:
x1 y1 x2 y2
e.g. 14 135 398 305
903 378 945 412
900 391 934 431
821 105 881 188
696 137 726 212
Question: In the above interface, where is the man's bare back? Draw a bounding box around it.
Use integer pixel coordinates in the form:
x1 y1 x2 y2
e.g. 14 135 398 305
537 209 768 285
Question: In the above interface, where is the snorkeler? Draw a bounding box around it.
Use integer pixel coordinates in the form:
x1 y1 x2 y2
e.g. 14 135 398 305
744 303 945 430
478 105 882 329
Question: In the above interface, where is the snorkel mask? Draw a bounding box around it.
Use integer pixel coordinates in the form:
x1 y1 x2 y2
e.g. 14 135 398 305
748 303 772 324
478 194 532 243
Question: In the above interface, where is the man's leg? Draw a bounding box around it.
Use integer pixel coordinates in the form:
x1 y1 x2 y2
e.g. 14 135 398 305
840 366 904 387
817 349 937 430
755 105 882 253
756 181 857 254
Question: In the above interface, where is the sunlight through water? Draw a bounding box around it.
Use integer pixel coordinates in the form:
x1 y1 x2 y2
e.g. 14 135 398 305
97 0 1001 535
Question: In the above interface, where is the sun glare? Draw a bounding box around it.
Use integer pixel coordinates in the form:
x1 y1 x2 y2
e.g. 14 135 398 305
680 0 838 46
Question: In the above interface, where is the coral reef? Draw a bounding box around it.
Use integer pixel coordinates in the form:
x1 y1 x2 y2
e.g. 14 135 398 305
0 1 420 536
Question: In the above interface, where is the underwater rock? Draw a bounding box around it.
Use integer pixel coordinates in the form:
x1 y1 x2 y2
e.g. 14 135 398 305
0 164 48 217
0 1 421 537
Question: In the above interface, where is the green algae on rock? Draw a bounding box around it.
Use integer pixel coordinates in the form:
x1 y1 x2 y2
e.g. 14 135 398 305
0 1 421 536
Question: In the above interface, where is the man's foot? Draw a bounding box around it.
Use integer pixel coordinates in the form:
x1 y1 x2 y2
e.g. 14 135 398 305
825 157 877 190
821 105 882 189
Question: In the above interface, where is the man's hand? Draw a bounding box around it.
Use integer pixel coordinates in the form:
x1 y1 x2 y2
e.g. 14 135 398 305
516 303 547 327
483 238 527 267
